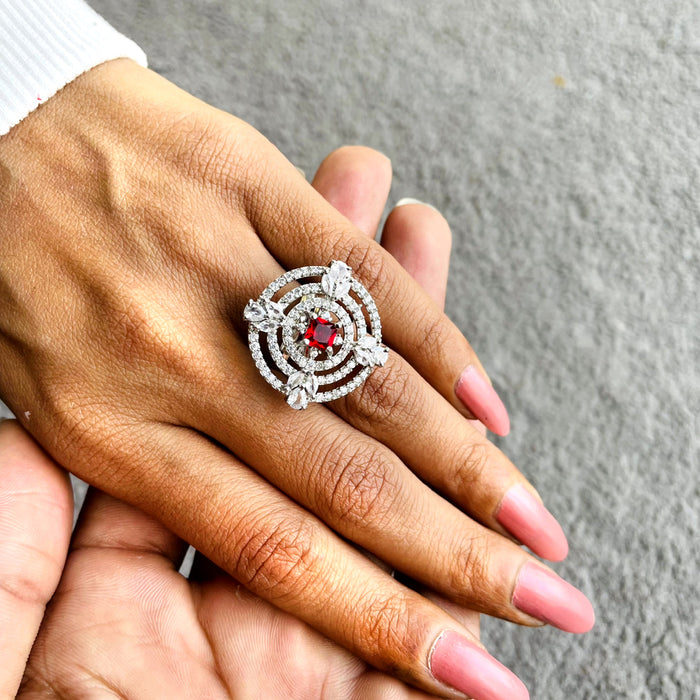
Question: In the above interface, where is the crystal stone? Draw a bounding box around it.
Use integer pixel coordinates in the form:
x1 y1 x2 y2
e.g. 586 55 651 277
353 335 388 367
321 260 352 299
287 386 309 410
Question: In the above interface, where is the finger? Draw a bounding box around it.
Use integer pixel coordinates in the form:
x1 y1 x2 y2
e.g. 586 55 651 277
118 424 530 700
239 169 486 448
0 420 73 699
345 197 561 554
381 199 452 309
195 576 441 700
382 201 554 548
312 163 484 600
234 131 510 435
177 330 586 627
378 200 481 637
311 145 393 239
381 199 487 439
330 343 567 560
193 145 395 585
70 486 187 568
309 161 483 607
322 200 567 558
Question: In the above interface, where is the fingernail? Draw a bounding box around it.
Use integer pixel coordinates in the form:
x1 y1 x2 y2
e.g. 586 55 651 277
394 197 441 213
513 562 595 634
429 630 529 700
496 484 569 561
455 365 510 436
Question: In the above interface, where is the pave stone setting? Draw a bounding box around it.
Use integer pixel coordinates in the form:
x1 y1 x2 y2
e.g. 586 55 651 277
244 261 387 409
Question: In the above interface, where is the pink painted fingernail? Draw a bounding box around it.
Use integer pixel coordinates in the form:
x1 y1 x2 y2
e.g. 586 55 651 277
428 630 529 700
513 562 595 634
496 484 569 561
455 365 510 436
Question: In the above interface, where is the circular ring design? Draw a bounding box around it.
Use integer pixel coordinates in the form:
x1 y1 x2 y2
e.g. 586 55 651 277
244 261 388 409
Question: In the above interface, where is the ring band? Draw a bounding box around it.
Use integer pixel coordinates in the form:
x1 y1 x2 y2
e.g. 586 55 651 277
244 261 388 409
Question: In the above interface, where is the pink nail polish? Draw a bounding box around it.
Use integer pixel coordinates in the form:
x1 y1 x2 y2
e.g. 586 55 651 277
429 630 529 700
496 484 569 561
455 366 510 436
513 562 595 634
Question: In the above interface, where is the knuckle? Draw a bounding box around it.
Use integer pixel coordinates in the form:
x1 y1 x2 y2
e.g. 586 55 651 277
451 532 492 603
110 295 185 366
319 437 401 531
412 308 455 367
163 112 253 192
341 355 419 428
107 293 167 363
50 403 139 479
43 388 114 456
453 441 491 492
99 290 220 396
233 515 320 603
333 238 395 303
355 590 424 671
40 383 153 482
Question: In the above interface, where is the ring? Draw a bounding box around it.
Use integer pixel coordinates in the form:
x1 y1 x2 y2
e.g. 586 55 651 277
244 261 388 409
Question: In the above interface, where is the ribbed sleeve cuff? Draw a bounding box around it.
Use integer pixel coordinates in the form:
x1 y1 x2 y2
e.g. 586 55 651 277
0 0 147 136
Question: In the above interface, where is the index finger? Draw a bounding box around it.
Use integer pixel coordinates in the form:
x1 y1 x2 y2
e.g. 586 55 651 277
237 132 510 435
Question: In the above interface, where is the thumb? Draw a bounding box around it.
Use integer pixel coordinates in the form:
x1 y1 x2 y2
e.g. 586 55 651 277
0 420 73 698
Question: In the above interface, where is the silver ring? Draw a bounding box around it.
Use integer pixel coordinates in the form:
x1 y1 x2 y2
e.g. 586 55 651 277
244 261 388 409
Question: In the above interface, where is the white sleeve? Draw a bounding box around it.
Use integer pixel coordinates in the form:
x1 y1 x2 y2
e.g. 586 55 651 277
0 0 147 136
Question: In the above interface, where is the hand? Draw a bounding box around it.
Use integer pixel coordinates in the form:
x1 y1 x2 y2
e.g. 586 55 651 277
0 59 592 698
3 147 479 700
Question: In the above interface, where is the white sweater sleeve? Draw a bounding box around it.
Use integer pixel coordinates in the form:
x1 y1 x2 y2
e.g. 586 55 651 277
0 0 147 136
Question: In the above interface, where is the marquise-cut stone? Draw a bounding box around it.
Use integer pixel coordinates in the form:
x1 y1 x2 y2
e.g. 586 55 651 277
287 386 309 410
244 300 266 324
353 335 388 367
265 300 286 324
372 344 389 366
254 300 287 333
321 260 352 299
288 370 319 396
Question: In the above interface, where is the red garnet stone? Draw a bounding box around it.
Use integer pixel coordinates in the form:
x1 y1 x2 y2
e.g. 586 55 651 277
304 317 338 350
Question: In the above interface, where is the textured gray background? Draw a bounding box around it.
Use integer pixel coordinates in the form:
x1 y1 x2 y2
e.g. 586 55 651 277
5 0 700 697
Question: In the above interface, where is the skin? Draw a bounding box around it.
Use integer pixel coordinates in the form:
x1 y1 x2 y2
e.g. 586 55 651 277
0 58 562 694
1 146 479 699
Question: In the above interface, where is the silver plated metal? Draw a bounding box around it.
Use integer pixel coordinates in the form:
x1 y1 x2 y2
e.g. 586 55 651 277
244 261 388 409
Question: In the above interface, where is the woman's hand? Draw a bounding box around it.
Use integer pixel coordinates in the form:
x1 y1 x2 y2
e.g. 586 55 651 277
0 59 592 698
3 147 479 699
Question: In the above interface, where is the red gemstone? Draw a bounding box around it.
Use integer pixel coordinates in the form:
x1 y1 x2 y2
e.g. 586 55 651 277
304 317 338 350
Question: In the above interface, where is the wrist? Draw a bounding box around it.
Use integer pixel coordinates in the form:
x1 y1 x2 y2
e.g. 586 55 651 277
0 0 146 137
